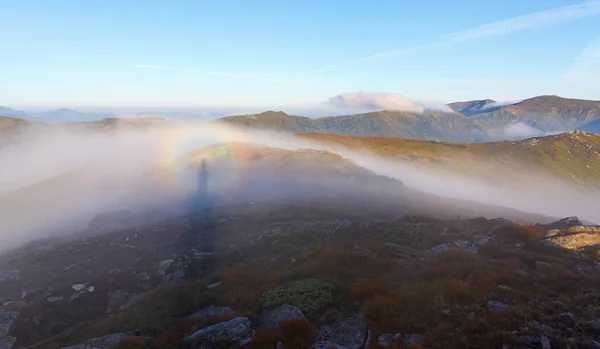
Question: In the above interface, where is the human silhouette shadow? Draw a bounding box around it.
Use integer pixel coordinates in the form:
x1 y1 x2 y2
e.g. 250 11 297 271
184 159 218 276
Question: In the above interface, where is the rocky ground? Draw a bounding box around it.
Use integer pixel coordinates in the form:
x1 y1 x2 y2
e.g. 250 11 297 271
1 200 600 349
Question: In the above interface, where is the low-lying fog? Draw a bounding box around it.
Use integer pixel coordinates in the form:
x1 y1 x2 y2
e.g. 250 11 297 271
1 122 598 251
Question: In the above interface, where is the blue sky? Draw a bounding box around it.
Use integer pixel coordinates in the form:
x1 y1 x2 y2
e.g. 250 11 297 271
1 0 599 110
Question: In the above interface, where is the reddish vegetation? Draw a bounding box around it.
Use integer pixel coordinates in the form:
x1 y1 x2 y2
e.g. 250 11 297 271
495 224 543 243
250 318 313 349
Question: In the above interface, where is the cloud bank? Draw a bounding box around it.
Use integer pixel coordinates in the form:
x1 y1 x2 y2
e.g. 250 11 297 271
326 92 453 113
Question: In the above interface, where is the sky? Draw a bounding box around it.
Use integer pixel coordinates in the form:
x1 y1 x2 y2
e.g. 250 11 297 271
1 0 600 110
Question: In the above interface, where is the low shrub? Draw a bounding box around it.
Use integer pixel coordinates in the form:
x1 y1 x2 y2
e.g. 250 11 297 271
260 279 333 317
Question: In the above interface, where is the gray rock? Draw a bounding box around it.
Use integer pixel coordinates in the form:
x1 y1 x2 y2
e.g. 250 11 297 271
0 337 15 349
46 296 63 303
542 217 583 231
182 317 253 347
312 314 367 349
206 281 221 289
72 284 87 292
259 304 306 329
487 300 510 312
541 335 551 349
0 312 19 337
61 332 128 349
0 271 18 282
187 305 233 321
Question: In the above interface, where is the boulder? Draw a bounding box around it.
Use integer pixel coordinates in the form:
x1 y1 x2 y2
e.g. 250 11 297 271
541 217 583 231
259 304 307 329
182 317 253 348
312 314 368 349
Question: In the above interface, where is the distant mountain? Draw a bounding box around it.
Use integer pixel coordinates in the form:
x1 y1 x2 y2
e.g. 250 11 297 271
447 99 498 116
467 95 600 131
0 106 27 119
33 108 113 123
216 95 600 142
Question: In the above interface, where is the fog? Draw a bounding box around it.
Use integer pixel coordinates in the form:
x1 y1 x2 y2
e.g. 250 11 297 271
1 121 598 251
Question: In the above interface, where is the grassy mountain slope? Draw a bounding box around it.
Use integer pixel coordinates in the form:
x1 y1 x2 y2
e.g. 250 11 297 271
469 95 600 130
217 110 484 143
299 131 600 188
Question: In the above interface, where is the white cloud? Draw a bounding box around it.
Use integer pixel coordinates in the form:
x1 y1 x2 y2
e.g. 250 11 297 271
487 122 564 140
326 92 453 113
295 1 600 76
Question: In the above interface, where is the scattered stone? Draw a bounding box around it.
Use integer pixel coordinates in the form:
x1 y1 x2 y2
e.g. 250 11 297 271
0 312 19 337
259 304 306 329
187 305 234 321
487 300 510 312
61 332 129 349
277 342 285 349
0 337 15 349
206 281 221 289
312 314 367 349
541 335 551 349
182 317 253 347
0 271 18 282
72 284 87 292
498 285 512 291
46 296 63 303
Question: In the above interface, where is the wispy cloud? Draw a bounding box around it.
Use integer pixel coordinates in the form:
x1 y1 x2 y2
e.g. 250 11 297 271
296 1 600 76
135 64 338 87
